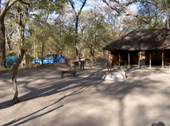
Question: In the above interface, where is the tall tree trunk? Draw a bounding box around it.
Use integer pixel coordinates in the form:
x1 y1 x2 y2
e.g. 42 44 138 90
12 49 25 104
19 12 26 67
75 15 79 57
0 19 6 70
12 73 19 103
41 41 45 65
0 0 1 13
165 0 169 29
0 0 18 70
68 0 87 59
90 48 95 68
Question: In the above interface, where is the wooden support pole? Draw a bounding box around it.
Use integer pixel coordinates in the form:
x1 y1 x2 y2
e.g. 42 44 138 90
118 52 121 67
128 52 130 68
138 51 141 68
149 52 152 68
162 51 164 68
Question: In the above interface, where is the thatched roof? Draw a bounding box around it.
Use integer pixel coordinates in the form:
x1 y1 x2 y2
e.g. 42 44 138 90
104 28 170 51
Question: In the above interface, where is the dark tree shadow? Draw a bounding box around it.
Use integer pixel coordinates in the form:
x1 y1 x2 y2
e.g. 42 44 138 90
1 63 170 126
2 87 83 126
151 122 165 126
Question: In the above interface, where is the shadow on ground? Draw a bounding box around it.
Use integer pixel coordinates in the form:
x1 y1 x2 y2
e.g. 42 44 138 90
1 64 170 126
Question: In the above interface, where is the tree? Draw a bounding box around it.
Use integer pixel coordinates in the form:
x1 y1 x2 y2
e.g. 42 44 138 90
10 2 29 103
102 0 150 24
164 0 169 28
102 0 170 29
68 0 87 59
2 0 67 103
0 0 18 70
0 0 30 70
81 10 112 66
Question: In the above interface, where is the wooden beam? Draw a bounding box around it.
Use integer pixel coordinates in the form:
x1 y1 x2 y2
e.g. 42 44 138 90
138 51 141 68
118 52 121 67
149 52 152 68
162 51 164 68
128 52 130 68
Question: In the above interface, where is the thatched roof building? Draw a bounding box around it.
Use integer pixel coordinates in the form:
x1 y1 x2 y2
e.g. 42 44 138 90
103 28 170 68
104 28 170 51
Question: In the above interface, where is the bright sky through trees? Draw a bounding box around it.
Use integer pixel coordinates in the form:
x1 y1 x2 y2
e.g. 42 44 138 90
81 0 137 13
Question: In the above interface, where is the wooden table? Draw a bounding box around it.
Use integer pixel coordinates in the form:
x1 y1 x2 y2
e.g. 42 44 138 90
73 60 85 70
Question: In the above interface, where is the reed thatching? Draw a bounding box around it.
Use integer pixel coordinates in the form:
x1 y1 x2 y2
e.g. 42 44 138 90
104 28 170 51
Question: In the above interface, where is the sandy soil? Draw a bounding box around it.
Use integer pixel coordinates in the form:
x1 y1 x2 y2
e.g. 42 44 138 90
0 63 170 126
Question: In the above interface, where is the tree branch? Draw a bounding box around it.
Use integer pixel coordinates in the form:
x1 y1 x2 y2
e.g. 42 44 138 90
103 0 149 24
102 0 120 14
17 0 30 7
0 0 30 19
77 0 87 16
0 0 17 19
112 0 149 23
68 0 77 15
68 0 87 16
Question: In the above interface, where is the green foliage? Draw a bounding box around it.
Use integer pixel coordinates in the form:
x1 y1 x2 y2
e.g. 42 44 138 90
7 52 17 56
4 0 170 63
81 10 112 57
136 0 167 29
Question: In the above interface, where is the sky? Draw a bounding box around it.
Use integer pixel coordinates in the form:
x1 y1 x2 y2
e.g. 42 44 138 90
76 0 138 14
0 0 138 14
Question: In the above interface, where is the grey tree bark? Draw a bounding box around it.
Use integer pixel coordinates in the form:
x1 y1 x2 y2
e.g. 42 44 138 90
165 0 169 29
12 49 25 104
68 0 87 59
0 0 29 70
0 0 18 70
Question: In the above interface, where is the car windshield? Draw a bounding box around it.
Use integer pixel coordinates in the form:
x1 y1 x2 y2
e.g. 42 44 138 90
54 54 59 59
44 55 52 60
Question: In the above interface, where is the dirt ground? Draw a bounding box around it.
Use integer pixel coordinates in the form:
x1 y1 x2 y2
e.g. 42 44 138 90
0 63 170 126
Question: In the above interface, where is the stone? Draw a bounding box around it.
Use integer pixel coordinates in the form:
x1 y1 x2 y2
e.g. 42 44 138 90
102 70 127 82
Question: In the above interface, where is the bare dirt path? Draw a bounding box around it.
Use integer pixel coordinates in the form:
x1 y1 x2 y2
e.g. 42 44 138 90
0 63 170 126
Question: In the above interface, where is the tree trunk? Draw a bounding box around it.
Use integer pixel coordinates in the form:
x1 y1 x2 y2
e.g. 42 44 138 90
19 13 26 67
12 73 20 104
90 49 95 67
0 19 6 70
165 0 169 29
0 0 18 70
41 41 45 65
0 0 1 11
68 0 87 59
75 16 79 57
12 49 25 104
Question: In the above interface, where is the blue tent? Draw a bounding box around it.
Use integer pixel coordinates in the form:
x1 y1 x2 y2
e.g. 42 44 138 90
6 55 18 67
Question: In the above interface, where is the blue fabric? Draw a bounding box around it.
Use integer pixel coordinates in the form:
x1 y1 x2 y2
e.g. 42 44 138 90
6 55 18 67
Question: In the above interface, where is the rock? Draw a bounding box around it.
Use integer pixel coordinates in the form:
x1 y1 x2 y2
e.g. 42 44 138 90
102 70 127 82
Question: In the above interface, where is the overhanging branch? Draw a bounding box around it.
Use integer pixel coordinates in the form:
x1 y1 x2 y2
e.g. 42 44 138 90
0 0 30 19
102 0 120 14
18 0 30 7
103 0 149 24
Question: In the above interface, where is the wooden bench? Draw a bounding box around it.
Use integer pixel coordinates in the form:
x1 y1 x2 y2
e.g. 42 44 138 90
61 70 76 78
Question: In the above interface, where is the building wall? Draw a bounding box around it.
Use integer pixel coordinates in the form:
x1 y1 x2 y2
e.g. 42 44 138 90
130 51 139 64
111 50 139 65
165 50 170 66
145 50 168 66
111 51 118 65
110 49 170 67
